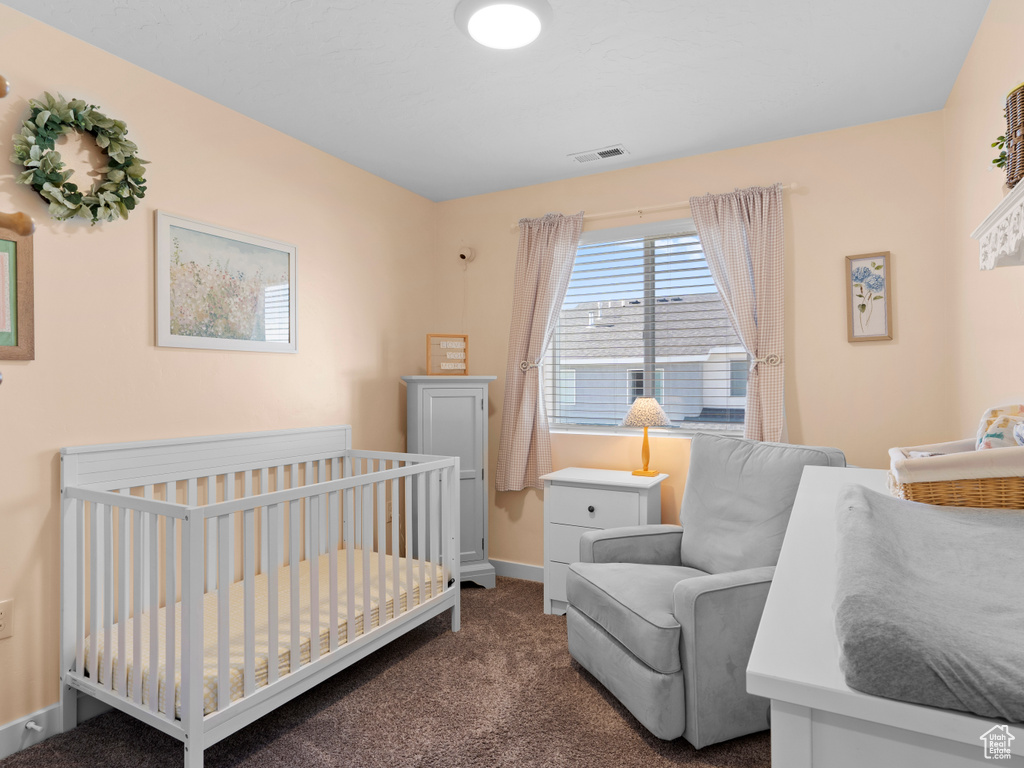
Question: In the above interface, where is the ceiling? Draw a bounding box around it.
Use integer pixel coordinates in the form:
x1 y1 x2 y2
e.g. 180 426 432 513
5 0 989 202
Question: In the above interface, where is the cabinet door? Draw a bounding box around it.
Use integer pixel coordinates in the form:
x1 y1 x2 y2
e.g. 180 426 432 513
420 387 485 564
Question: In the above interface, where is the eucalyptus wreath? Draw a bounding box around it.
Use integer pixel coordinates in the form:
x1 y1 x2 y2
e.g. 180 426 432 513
10 92 148 223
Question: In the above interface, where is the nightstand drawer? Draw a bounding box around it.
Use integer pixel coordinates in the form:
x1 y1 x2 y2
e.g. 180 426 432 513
546 484 639 528
547 522 596 564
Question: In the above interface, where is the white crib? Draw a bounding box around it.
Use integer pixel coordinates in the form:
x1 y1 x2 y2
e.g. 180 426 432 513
59 426 460 767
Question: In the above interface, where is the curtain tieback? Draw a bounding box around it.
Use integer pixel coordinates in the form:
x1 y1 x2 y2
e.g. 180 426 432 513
750 353 782 372
519 360 540 372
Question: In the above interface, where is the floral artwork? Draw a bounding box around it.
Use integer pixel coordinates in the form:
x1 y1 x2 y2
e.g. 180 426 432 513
157 213 297 352
846 252 891 342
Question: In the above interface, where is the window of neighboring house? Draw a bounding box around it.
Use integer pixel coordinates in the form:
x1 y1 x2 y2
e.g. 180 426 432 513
545 219 749 432
730 359 748 398
628 368 664 402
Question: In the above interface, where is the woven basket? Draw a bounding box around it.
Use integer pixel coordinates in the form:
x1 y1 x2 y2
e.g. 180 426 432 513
1005 83 1024 189
888 439 1024 509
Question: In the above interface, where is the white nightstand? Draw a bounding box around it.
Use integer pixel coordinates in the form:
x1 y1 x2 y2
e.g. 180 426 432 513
541 468 668 615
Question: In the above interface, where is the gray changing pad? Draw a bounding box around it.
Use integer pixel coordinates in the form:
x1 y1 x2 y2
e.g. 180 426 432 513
834 484 1024 722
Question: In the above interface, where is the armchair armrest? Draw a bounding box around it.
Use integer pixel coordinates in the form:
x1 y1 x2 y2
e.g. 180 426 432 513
670 566 776 747
580 524 683 565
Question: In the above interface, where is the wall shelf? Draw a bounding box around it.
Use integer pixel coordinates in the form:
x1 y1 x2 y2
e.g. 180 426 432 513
972 181 1024 269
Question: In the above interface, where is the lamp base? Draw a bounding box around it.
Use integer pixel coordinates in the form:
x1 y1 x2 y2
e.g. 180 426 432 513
631 469 659 477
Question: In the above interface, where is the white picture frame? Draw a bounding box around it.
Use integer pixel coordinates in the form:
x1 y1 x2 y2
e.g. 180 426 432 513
156 211 297 353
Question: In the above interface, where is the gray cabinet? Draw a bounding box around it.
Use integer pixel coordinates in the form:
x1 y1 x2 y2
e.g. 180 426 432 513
403 375 496 589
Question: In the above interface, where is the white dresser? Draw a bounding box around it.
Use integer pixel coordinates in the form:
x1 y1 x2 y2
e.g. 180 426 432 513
403 375 496 589
541 468 667 615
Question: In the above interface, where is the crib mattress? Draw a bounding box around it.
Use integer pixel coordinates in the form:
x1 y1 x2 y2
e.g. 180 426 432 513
84 550 444 717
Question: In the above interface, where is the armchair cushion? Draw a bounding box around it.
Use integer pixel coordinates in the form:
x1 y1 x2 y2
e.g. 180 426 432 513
679 433 845 574
580 524 683 565
566 562 709 674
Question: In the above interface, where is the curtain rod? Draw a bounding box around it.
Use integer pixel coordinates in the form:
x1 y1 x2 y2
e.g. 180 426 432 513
509 182 798 233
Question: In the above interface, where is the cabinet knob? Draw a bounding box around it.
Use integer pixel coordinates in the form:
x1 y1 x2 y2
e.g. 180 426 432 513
587 505 595 513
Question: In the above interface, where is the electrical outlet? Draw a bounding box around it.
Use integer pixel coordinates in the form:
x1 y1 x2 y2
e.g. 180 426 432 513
0 599 13 639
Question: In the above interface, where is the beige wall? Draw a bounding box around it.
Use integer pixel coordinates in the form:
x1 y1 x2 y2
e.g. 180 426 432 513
944 0 1024 436
3 0 1021 732
436 110 954 568
0 6 436 725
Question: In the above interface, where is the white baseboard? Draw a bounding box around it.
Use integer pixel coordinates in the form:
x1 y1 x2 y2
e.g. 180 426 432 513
491 559 543 582
0 693 111 760
0 703 60 760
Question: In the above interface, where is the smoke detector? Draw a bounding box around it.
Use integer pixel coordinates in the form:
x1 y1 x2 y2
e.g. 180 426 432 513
568 144 629 164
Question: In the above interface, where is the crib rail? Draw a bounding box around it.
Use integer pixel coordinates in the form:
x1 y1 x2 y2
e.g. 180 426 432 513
60 445 459 739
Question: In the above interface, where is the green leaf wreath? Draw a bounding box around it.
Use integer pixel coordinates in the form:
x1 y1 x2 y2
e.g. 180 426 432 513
9 92 148 223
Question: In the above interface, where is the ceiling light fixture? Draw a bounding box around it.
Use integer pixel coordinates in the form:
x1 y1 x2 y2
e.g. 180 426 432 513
454 0 553 50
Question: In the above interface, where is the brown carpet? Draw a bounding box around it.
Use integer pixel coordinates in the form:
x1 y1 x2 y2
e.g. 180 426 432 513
3 577 770 767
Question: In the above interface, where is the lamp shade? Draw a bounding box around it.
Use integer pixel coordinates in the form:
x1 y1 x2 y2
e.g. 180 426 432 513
622 397 671 428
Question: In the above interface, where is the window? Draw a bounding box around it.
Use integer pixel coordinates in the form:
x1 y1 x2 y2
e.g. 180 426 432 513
730 359 748 398
628 368 664 401
546 219 748 432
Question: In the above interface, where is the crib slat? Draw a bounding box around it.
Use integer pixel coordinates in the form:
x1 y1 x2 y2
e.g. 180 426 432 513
243 508 256 696
217 513 230 712
353 459 362 545
75 505 85 678
328 490 338 651
89 503 100 684
318 459 328 553
377 480 387 622
309 494 320 662
417 473 426 603
102 504 113 690
131 509 143 704
404 474 413 610
164 511 177 720
302 461 313 559
259 467 269 574
274 466 285 568
391 475 400 614
344 486 356 644
142 483 153 618
206 475 218 593
148 511 159 712
117 504 129 694
362 483 371 631
225 473 236 581
289 470 300 671
267 503 280 684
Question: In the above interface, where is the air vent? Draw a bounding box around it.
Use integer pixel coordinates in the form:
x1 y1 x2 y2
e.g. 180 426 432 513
568 144 629 164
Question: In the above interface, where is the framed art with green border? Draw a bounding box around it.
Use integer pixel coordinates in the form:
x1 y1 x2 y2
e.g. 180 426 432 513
0 225 34 360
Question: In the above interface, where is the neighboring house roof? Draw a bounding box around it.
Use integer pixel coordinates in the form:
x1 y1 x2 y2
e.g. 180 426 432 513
554 294 743 359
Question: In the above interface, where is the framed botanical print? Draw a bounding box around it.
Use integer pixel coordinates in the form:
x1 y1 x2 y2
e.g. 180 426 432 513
846 252 892 342
0 225 34 361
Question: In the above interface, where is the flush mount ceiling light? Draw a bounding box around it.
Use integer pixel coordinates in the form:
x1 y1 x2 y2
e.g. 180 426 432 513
454 0 553 50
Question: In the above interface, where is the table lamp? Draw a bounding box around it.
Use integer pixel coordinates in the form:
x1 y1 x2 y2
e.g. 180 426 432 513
622 397 671 476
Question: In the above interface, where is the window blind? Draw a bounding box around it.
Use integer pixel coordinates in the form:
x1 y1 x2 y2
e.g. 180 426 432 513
545 220 748 432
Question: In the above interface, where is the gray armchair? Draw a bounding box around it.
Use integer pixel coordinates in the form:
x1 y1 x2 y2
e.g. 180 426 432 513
566 433 845 748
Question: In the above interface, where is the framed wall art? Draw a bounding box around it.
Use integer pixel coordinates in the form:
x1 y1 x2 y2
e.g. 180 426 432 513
0 225 34 361
156 211 297 353
846 252 892 342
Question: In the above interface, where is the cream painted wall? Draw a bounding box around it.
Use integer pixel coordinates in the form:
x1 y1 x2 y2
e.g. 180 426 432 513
436 111 953 569
944 0 1024 436
0 6 436 725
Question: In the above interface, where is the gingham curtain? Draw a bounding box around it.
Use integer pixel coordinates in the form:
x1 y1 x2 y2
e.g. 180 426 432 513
689 184 785 442
495 211 585 492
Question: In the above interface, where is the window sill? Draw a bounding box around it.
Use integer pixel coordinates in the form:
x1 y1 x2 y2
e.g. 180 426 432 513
550 423 744 439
